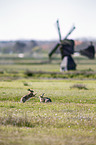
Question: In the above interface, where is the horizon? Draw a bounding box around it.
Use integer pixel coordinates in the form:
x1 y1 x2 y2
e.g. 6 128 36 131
0 36 96 42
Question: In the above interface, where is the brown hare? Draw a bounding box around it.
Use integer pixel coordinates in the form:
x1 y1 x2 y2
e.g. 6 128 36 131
39 93 52 103
20 89 37 103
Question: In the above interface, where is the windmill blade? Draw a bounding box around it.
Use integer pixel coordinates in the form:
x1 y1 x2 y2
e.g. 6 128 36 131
48 21 76 59
56 20 62 41
64 25 75 40
48 20 62 58
80 45 95 59
48 43 60 58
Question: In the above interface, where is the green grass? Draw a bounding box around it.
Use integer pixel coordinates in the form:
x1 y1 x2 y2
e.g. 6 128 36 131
0 54 96 79
0 79 96 145
0 54 96 144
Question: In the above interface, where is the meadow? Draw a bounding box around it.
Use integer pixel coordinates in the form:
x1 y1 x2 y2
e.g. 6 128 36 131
0 54 96 145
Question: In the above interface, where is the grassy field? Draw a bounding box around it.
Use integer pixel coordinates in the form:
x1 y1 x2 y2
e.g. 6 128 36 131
0 54 96 145
0 54 96 79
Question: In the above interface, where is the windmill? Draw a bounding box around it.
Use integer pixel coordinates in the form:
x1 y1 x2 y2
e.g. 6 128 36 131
48 20 95 71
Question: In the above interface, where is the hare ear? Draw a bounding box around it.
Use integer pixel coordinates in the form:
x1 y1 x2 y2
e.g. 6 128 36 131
27 89 30 91
28 89 34 92
42 93 45 96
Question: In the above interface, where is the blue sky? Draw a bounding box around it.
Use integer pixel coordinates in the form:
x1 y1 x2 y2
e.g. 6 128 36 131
0 0 96 41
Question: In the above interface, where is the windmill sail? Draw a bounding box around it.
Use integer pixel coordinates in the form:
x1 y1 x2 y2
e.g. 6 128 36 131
80 44 95 59
48 43 60 58
64 26 75 40
56 20 62 41
48 20 75 58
